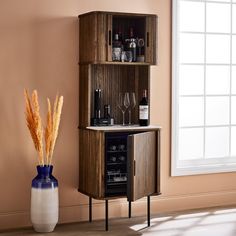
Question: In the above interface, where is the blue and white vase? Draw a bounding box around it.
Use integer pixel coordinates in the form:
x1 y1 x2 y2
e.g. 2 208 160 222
30 165 59 232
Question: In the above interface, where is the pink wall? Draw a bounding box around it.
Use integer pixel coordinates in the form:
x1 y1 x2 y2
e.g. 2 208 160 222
1 0 236 230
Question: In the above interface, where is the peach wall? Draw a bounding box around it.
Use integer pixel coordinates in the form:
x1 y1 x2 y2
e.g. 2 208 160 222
1 0 236 231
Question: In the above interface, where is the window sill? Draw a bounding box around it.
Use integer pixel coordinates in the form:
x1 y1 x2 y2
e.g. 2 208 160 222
171 164 236 177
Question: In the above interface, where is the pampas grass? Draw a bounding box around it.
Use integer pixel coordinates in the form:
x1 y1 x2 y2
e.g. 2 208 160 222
24 89 63 166
49 95 64 165
24 89 44 166
45 98 53 165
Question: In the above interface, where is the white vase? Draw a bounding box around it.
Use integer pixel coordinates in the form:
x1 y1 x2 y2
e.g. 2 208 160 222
30 165 59 233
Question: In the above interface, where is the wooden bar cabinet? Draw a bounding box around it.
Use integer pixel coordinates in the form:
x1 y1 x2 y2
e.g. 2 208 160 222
78 11 160 230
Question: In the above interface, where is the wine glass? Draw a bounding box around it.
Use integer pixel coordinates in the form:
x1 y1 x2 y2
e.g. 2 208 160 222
128 92 136 125
117 93 128 125
124 92 130 112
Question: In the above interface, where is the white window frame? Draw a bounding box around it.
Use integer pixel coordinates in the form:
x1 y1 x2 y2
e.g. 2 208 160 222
172 0 236 176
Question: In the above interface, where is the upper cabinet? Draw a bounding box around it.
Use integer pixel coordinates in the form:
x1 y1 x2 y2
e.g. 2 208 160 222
79 11 157 65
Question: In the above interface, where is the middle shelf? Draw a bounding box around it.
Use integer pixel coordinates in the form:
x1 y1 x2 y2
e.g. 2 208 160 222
79 63 150 128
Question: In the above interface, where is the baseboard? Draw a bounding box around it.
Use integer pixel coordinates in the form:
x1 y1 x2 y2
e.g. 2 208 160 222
2 190 236 231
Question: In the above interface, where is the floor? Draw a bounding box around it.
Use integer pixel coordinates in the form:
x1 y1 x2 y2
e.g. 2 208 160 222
2 206 236 236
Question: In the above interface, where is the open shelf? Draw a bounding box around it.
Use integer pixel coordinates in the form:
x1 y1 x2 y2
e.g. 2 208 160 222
79 64 150 127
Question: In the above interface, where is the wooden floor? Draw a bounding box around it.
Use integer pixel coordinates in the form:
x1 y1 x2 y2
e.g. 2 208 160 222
2 206 236 236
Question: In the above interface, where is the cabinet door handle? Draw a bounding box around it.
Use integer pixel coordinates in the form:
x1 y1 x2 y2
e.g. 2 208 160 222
147 32 149 47
108 30 111 46
133 160 136 176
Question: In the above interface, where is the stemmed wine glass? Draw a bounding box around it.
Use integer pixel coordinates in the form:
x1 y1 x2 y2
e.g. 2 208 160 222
124 92 130 119
117 93 129 125
128 92 136 125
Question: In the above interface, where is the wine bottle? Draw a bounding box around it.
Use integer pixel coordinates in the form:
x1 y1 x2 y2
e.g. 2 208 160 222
112 33 122 61
139 89 149 126
128 27 137 62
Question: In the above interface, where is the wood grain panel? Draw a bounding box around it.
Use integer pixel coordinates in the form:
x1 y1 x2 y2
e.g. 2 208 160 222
97 12 108 62
79 12 109 63
90 64 149 125
156 129 161 195
145 15 157 65
79 65 91 128
128 131 156 201
79 13 97 63
78 129 105 199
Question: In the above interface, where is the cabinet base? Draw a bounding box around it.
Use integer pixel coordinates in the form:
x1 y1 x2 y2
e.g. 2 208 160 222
88 195 151 231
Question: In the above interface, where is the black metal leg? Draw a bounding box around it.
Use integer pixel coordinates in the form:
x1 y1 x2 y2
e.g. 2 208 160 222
89 197 92 222
105 199 109 231
147 195 150 227
128 200 132 218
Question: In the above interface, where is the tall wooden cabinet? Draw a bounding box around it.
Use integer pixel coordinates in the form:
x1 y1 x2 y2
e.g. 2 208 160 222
78 11 160 230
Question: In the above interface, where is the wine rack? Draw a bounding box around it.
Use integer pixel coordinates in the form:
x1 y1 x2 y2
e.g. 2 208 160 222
105 133 128 197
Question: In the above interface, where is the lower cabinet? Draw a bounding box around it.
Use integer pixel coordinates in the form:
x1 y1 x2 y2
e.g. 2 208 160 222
78 127 161 201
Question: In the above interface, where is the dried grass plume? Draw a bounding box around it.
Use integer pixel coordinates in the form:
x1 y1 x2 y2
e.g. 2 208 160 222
24 89 63 166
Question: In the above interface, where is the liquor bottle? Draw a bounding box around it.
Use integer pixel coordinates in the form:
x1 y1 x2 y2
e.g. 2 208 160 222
112 33 122 61
118 28 123 48
139 89 149 126
128 27 137 62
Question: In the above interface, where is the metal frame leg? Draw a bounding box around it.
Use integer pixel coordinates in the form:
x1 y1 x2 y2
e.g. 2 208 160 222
128 200 132 218
89 197 92 222
105 199 109 231
147 195 150 227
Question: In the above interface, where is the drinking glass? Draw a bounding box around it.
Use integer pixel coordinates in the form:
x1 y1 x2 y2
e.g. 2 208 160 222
124 92 130 110
124 92 130 125
117 93 128 125
126 51 133 62
128 92 136 125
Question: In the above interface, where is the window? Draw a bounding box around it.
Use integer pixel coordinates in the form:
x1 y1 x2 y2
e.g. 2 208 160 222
172 0 236 176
